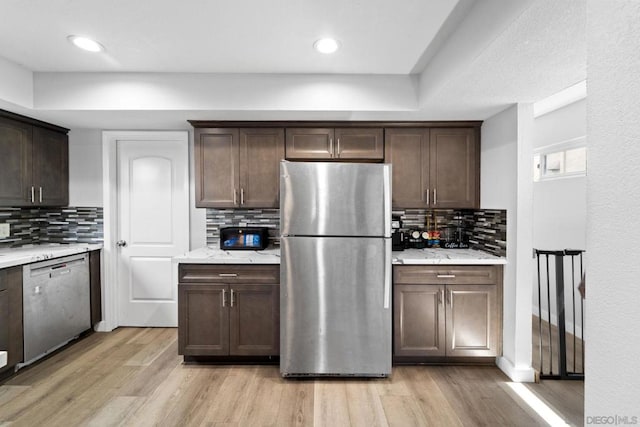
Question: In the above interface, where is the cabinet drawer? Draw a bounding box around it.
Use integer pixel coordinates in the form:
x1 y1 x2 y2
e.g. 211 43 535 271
179 264 279 284
394 265 497 285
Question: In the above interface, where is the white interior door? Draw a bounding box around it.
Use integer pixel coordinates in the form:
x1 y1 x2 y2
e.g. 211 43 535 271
117 138 188 326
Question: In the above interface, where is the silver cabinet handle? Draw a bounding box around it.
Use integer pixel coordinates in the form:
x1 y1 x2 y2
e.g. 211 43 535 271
240 188 245 205
336 137 341 158
218 273 238 277
233 189 237 205
222 289 226 307
116 240 127 247
31 186 35 203
39 187 42 203
230 289 235 307
434 188 437 205
426 188 430 205
437 274 456 278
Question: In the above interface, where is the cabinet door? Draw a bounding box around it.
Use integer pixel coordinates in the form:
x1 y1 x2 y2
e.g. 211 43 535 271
334 128 384 160
239 128 285 208
394 284 445 357
32 127 69 206
89 250 102 326
429 128 478 209
229 284 279 356
445 284 498 357
384 128 430 208
194 128 240 208
0 117 32 206
0 266 23 371
178 284 229 355
285 128 334 159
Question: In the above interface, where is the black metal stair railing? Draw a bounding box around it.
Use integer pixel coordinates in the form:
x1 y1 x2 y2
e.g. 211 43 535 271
535 249 585 380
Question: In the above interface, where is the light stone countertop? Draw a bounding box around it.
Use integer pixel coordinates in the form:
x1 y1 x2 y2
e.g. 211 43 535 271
173 246 505 266
0 243 103 269
173 247 281 264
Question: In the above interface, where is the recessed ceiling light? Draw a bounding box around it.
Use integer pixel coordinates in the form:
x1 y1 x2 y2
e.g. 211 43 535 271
67 35 104 53
314 38 340 54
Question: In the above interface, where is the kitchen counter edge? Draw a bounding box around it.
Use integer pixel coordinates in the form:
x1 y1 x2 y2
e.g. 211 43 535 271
0 243 104 269
173 247 506 265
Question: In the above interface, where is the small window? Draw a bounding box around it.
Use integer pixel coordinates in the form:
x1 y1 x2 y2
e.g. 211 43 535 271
534 137 586 182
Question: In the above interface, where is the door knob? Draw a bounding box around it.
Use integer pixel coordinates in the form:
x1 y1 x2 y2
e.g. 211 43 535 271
116 240 127 247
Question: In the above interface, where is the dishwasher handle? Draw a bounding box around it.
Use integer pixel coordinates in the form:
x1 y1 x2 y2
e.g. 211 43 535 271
28 254 88 278
50 268 71 278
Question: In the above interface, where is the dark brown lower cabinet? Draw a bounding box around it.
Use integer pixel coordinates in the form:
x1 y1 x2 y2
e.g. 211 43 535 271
89 250 102 326
0 266 23 373
178 264 280 358
393 265 502 362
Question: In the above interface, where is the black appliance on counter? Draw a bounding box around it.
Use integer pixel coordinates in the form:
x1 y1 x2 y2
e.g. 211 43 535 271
391 215 405 251
220 227 269 250
406 229 428 249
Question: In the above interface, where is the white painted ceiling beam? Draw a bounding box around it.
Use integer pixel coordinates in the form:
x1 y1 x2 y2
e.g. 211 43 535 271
33 72 418 112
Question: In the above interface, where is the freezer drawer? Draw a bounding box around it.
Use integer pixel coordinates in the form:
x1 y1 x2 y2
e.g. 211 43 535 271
280 236 392 376
280 161 391 237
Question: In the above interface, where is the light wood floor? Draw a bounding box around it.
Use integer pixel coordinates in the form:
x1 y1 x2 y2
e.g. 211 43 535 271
532 315 585 376
0 328 583 426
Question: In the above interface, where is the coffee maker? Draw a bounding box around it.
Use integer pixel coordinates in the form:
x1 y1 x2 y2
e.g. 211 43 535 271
391 215 405 251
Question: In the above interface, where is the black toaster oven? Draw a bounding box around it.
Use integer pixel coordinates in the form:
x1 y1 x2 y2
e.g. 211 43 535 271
220 227 269 250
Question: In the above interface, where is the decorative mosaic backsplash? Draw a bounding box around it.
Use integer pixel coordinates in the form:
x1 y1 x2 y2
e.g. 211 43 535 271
207 207 506 256
0 207 104 248
206 208 280 247
393 208 507 257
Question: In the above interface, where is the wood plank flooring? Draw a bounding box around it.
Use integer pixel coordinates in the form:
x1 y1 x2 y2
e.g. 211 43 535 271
0 328 583 426
532 315 584 376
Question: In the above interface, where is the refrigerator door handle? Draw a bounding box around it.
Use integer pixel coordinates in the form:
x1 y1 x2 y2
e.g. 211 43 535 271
383 240 391 309
383 165 391 237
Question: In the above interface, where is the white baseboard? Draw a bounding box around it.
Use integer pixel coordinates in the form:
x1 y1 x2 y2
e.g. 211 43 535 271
497 357 536 382
93 321 114 333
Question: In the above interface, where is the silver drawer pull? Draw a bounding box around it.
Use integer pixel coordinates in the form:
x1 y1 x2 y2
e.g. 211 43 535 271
437 274 456 278
218 273 238 277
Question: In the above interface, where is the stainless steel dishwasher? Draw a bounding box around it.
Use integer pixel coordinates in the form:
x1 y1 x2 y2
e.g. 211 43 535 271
22 253 91 365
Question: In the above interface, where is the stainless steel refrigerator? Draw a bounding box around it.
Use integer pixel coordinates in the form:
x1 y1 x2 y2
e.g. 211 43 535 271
279 161 392 377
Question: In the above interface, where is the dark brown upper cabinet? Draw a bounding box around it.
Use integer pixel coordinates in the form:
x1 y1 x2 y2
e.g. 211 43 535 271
0 112 69 207
285 127 383 161
194 127 285 208
385 127 479 209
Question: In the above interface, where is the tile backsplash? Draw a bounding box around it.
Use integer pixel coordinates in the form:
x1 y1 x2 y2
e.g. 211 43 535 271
206 208 280 247
207 207 506 256
393 208 506 257
0 207 104 248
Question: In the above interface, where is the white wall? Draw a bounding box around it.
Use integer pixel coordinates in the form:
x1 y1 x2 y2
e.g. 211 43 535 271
68 129 103 207
481 103 535 382
585 0 640 421
0 56 33 109
532 99 587 334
